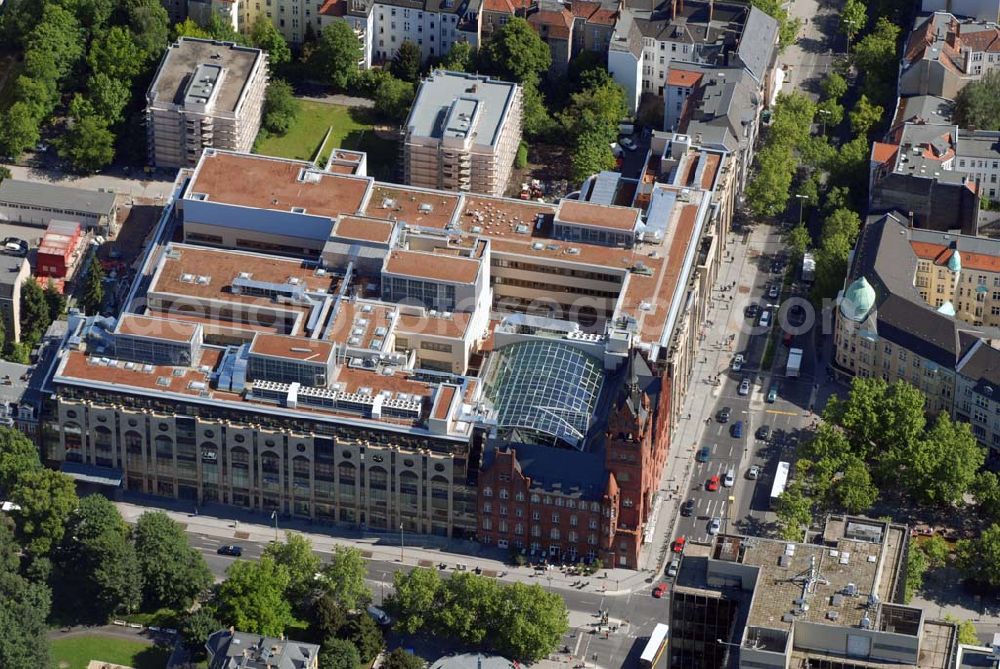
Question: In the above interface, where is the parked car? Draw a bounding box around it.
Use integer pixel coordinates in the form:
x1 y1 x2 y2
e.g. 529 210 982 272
717 406 732 423
620 137 638 151
217 545 243 557
747 464 762 480
755 425 771 441
768 284 780 299
759 310 771 328
730 420 744 438
367 605 392 626
2 238 27 257
738 377 751 396
767 385 779 403
696 446 711 463
681 498 696 516
672 536 687 553
707 475 721 491
723 468 735 488
745 303 760 318
667 558 680 578
731 354 744 372
652 583 668 598
708 517 722 535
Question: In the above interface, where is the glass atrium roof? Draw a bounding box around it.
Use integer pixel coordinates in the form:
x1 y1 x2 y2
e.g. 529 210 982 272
486 340 605 450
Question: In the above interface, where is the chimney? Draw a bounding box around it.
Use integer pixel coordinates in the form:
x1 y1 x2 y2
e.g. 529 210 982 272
671 0 677 20
708 0 713 25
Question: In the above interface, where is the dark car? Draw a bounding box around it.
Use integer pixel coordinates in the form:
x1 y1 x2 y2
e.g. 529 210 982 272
717 406 732 423
730 420 744 438
217 545 243 557
696 446 711 463
745 303 760 318
755 424 771 440
2 238 28 257
681 499 696 516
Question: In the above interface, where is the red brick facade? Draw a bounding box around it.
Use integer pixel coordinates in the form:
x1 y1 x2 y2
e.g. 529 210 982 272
477 356 673 568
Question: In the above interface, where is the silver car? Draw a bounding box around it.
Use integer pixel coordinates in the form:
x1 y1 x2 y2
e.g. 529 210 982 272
731 354 744 372
723 468 735 488
738 378 751 396
708 517 722 535
667 558 680 577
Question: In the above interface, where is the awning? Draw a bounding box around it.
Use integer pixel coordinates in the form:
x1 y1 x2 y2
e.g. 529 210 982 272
60 461 123 487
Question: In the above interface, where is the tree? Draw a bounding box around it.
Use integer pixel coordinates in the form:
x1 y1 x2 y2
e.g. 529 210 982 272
489 581 569 662
25 4 84 84
849 95 884 138
250 15 291 71
262 79 301 135
0 427 41 496
440 41 473 72
853 17 901 104
312 22 361 90
515 141 528 169
820 71 848 102
0 569 52 669
840 0 866 41
373 75 415 123
0 102 42 159
833 456 878 514
904 545 927 603
974 470 1000 523
521 83 553 138
907 414 984 507
172 18 211 40
480 18 551 86
133 511 213 610
318 546 370 611
80 254 105 315
0 166 10 183
955 70 1000 131
922 535 950 569
307 593 348 643
386 567 441 635
217 556 296 636
815 98 844 132
785 224 811 259
61 114 116 173
52 495 142 621
74 0 119 32
180 609 220 660
559 80 626 141
950 617 980 645
571 131 615 182
19 279 50 346
262 532 321 606
383 648 425 669
10 467 78 556
43 282 66 323
342 614 384 663
88 26 144 81
320 638 360 669
87 73 131 126
745 143 794 217
821 208 861 246
774 482 812 541
437 571 500 645
391 40 423 83
124 0 171 63
958 524 1000 586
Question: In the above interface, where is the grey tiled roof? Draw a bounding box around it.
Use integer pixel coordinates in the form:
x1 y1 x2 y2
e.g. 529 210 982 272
737 6 778 84
0 180 116 217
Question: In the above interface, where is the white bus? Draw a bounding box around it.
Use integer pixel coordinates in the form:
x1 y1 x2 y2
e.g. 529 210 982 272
770 461 791 508
639 623 669 668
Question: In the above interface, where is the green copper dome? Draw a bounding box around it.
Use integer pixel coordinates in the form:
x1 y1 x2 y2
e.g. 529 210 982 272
840 276 876 322
948 249 961 273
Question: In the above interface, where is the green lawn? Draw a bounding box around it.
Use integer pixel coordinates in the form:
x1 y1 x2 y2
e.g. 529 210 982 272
50 635 171 669
256 100 398 180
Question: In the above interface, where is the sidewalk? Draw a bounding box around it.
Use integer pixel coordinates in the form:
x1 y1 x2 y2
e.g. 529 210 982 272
114 500 650 597
637 224 772 573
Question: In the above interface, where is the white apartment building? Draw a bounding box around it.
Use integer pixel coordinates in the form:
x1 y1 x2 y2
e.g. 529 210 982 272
320 0 482 67
145 38 269 169
403 71 523 196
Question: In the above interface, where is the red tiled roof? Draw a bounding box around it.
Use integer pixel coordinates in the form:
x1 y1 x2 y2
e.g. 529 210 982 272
667 68 703 88
319 0 346 16
529 9 573 40
959 28 1000 53
871 142 899 166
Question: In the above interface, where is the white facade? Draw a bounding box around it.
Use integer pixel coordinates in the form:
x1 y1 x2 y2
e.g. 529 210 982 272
609 47 641 113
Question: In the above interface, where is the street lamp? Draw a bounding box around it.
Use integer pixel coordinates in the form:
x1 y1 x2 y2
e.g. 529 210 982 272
795 194 809 227
399 522 405 563
817 108 831 136
271 509 278 542
844 20 859 55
